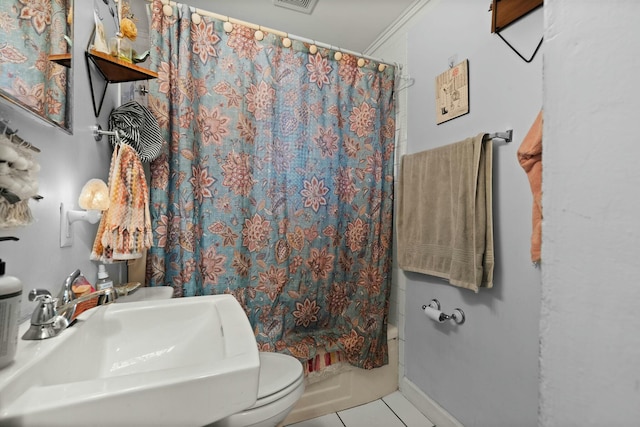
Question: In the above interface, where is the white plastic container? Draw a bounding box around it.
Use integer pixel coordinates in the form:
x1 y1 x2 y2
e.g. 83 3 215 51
96 264 114 291
0 259 22 370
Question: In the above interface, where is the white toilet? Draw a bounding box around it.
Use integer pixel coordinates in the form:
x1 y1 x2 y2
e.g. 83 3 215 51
211 352 305 427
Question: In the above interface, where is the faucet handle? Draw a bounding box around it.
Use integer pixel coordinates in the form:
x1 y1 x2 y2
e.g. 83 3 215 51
28 289 59 326
23 289 71 341
98 287 118 305
28 288 52 302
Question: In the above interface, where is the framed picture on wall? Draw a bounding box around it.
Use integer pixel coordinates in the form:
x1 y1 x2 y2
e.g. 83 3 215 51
435 59 469 124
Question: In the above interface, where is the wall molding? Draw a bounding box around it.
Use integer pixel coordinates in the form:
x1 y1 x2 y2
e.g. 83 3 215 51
400 377 464 427
365 0 433 56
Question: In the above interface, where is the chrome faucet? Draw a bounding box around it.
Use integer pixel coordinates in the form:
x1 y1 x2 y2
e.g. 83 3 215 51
57 268 81 308
21 290 71 340
22 269 117 340
57 287 117 319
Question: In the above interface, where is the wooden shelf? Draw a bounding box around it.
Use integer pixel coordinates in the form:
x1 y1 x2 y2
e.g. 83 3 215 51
491 0 543 33
85 49 157 116
87 49 157 83
48 53 72 68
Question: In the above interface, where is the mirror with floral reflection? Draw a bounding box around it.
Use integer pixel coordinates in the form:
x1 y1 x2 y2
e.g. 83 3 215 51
0 0 74 133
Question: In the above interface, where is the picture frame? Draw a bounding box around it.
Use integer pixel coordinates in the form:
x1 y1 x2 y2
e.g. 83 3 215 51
435 59 469 125
92 9 109 53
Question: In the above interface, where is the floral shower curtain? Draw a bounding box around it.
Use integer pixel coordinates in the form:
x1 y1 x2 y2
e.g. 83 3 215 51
147 1 396 369
0 0 70 128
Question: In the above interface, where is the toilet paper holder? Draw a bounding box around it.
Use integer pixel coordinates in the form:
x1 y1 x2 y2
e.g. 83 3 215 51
422 299 466 325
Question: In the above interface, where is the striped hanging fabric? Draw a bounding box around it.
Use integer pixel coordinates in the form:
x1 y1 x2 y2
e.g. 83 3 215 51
108 101 165 162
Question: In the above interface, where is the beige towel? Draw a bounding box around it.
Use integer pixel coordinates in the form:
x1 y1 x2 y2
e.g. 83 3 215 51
517 110 543 263
397 133 494 292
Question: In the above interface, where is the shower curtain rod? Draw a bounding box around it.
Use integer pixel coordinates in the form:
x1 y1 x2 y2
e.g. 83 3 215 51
147 0 398 69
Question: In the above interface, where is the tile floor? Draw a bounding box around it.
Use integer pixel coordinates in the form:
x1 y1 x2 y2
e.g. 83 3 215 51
286 391 435 427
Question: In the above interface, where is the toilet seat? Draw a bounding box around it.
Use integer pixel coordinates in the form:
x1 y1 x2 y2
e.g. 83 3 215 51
210 352 305 427
253 352 304 408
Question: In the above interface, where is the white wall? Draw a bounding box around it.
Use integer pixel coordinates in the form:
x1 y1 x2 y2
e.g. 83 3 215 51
366 2 414 388
0 5 122 320
540 1 640 425
370 1 543 426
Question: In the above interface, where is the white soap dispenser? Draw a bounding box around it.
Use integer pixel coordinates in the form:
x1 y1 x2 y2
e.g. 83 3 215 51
0 258 22 369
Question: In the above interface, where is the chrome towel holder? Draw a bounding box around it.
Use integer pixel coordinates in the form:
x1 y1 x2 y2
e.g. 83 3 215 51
91 124 122 142
487 129 513 143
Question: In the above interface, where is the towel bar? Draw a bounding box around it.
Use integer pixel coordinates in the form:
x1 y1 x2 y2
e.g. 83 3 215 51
488 129 513 143
92 124 121 142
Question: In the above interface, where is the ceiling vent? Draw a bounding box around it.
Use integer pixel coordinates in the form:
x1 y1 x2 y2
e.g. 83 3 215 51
273 0 318 15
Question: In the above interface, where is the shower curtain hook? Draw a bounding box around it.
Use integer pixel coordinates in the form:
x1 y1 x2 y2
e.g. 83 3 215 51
397 75 415 91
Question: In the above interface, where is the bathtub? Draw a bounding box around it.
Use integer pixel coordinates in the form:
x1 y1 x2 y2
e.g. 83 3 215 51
282 324 399 425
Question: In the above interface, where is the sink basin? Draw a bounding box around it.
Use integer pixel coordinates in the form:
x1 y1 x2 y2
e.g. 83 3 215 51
0 295 260 426
116 285 174 303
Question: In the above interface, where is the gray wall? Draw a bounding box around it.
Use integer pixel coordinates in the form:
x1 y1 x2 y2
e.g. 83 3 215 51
540 1 640 425
403 2 542 426
0 4 121 320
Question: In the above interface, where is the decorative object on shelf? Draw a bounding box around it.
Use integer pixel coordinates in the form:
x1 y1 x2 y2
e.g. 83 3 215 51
120 15 138 41
92 9 109 54
132 50 150 64
436 59 469 124
60 178 110 247
109 35 132 63
106 0 137 63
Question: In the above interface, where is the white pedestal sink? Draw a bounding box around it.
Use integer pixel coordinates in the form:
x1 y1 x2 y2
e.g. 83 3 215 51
116 285 174 303
0 295 260 426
